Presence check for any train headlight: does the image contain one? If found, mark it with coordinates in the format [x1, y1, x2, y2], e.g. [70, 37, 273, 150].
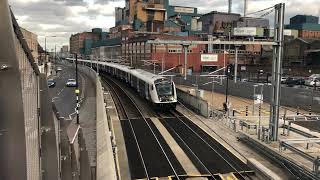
[169, 97, 174, 101]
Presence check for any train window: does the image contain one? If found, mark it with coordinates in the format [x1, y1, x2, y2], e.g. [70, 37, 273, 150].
[155, 81, 173, 96]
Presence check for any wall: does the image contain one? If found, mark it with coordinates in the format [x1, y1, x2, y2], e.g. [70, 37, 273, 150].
[200, 12, 240, 34]
[20, 27, 39, 64]
[77, 65, 117, 180]
[177, 88, 209, 117]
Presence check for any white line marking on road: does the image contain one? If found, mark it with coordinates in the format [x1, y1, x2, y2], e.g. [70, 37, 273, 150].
[52, 97, 60, 102]
[57, 87, 65, 96]
[66, 111, 77, 121]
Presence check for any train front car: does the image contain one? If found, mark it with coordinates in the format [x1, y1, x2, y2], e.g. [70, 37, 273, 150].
[152, 78, 177, 109]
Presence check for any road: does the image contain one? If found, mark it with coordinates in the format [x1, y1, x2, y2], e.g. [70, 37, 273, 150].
[49, 66, 83, 120]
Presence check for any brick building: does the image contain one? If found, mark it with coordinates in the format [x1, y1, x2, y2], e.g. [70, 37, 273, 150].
[69, 28, 106, 55]
[20, 27, 38, 64]
[92, 32, 229, 73]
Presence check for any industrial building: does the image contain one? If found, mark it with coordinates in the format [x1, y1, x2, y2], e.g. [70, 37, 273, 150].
[199, 11, 241, 35]
[166, 5, 201, 35]
[235, 17, 269, 28]
[286, 15, 320, 39]
[283, 38, 320, 66]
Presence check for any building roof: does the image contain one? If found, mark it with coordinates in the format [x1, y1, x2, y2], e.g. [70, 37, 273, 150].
[202, 11, 240, 16]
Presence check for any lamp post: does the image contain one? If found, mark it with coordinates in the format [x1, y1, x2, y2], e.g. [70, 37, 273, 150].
[44, 35, 57, 75]
[257, 84, 264, 139]
[253, 84, 258, 116]
[75, 54, 80, 124]
[225, 64, 231, 106]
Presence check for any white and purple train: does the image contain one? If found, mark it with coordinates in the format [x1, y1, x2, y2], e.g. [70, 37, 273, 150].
[68, 58, 177, 109]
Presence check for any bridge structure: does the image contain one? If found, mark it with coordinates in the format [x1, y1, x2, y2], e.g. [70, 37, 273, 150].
[0, 0, 60, 179]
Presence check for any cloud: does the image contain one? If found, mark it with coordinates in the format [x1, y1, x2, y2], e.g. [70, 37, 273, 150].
[8, 0, 122, 50]
[8, 0, 320, 51]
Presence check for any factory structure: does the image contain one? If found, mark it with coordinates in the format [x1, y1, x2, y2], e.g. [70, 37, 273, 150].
[70, 0, 320, 73]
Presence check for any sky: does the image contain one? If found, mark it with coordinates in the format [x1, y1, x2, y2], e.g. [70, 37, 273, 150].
[8, 0, 320, 51]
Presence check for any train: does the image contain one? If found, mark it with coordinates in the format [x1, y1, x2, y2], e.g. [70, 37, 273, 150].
[66, 58, 177, 109]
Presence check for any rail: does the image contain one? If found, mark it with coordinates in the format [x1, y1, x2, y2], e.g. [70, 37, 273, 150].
[101, 75, 181, 179]
[167, 110, 253, 180]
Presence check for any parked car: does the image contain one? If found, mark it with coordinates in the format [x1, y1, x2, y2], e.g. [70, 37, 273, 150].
[305, 74, 320, 87]
[66, 79, 77, 87]
[284, 77, 305, 86]
[56, 66, 63, 71]
[281, 76, 289, 84]
[47, 79, 55, 88]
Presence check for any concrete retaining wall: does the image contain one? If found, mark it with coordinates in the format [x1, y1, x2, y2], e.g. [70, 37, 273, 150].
[174, 75, 320, 113]
[77, 65, 117, 180]
[177, 88, 209, 117]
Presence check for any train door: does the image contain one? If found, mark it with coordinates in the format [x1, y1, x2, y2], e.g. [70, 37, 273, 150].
[137, 77, 139, 92]
[145, 83, 149, 100]
[130, 74, 133, 86]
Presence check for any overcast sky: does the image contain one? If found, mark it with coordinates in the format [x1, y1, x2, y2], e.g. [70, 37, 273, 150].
[8, 0, 320, 51]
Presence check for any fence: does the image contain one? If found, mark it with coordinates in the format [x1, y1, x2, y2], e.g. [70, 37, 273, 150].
[174, 75, 320, 113]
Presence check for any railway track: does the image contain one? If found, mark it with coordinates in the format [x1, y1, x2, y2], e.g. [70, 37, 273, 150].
[101, 73, 255, 180]
[157, 111, 254, 180]
[100, 74, 185, 179]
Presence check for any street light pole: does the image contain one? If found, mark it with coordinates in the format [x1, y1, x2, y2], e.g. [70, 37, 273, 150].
[253, 85, 257, 116]
[45, 37, 47, 75]
[225, 65, 230, 105]
[75, 54, 80, 124]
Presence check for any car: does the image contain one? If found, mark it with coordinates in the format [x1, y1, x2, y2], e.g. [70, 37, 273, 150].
[56, 67, 63, 71]
[47, 79, 55, 88]
[305, 74, 320, 87]
[66, 79, 77, 87]
[284, 77, 305, 87]
[281, 76, 289, 84]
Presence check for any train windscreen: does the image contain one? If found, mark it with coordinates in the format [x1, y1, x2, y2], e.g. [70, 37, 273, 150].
[155, 80, 173, 97]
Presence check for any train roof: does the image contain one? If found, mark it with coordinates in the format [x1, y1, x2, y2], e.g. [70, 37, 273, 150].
[73, 58, 168, 84]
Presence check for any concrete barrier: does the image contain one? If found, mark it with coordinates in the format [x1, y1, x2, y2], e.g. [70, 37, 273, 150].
[76, 65, 117, 180]
[177, 88, 209, 118]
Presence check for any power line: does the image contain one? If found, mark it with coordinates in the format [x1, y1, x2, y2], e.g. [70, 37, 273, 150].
[246, 5, 274, 16]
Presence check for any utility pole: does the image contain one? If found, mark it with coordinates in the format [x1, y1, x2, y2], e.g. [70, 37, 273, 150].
[45, 37, 47, 75]
[182, 44, 189, 80]
[225, 65, 231, 105]
[234, 46, 239, 83]
[269, 3, 285, 141]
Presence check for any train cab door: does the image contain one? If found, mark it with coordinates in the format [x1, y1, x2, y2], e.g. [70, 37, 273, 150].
[145, 84, 149, 100]
[137, 77, 139, 92]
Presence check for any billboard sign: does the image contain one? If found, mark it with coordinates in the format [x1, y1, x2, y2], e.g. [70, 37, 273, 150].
[174, 7, 195, 14]
[201, 54, 218, 62]
[233, 27, 261, 36]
